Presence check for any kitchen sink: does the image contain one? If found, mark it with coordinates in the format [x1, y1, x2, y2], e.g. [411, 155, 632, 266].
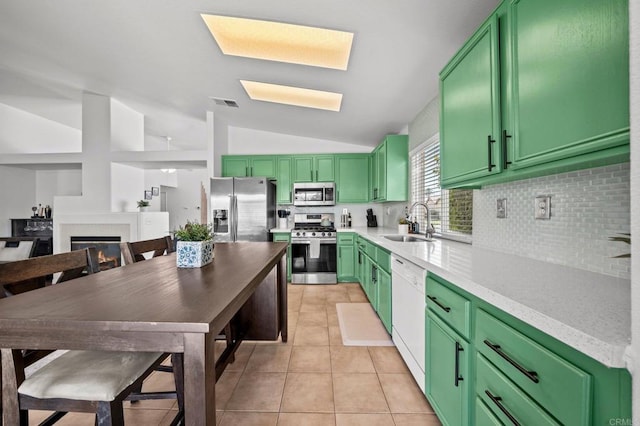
[383, 235, 434, 243]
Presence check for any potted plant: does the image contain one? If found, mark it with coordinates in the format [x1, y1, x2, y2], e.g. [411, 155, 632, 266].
[137, 200, 150, 212]
[398, 217, 409, 234]
[174, 221, 215, 268]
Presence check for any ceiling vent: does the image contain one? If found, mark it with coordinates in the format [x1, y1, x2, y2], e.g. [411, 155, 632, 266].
[210, 97, 239, 108]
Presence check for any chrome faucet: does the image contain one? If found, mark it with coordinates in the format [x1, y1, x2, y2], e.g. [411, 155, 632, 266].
[409, 202, 436, 238]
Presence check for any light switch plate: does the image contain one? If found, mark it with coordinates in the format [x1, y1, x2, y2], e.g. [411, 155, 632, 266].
[496, 198, 507, 218]
[534, 195, 551, 220]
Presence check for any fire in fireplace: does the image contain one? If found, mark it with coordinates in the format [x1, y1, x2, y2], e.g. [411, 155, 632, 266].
[70, 236, 121, 270]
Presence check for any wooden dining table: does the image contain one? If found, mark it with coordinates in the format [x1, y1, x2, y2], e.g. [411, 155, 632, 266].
[0, 241, 288, 425]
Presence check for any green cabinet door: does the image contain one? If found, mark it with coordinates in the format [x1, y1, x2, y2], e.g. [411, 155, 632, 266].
[425, 311, 469, 426]
[376, 267, 391, 334]
[293, 156, 314, 182]
[337, 233, 357, 282]
[509, 0, 629, 171]
[276, 157, 293, 204]
[336, 154, 369, 203]
[292, 155, 335, 182]
[272, 233, 291, 282]
[440, 13, 502, 188]
[315, 155, 335, 181]
[376, 142, 387, 200]
[222, 155, 276, 179]
[222, 156, 251, 177]
[370, 149, 379, 201]
[251, 156, 277, 179]
[370, 135, 408, 202]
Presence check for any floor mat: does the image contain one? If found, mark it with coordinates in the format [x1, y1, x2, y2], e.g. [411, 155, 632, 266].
[336, 303, 394, 346]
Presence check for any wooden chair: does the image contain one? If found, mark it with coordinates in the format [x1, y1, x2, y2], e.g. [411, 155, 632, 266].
[0, 248, 183, 425]
[120, 236, 174, 264]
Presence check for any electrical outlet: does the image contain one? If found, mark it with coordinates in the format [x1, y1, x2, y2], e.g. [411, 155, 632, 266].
[534, 195, 551, 220]
[496, 198, 507, 218]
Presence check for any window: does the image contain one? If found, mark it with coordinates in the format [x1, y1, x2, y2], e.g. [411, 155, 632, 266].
[409, 134, 473, 242]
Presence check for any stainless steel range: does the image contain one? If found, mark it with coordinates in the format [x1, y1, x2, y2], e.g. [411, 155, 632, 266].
[290, 213, 337, 284]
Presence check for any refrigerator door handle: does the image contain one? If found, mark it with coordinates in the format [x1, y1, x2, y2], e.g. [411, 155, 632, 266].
[233, 194, 239, 241]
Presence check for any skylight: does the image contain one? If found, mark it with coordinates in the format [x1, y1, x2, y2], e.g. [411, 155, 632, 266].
[201, 14, 354, 70]
[240, 80, 342, 112]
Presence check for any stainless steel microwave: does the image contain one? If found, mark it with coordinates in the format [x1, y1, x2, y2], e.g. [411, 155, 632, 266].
[293, 182, 336, 206]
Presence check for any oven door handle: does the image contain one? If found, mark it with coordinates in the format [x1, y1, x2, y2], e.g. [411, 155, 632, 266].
[291, 239, 337, 244]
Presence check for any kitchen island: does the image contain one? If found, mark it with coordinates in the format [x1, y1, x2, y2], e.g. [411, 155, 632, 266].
[0, 242, 288, 426]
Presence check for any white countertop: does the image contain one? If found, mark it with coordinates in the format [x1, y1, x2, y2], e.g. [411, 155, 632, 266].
[337, 227, 631, 368]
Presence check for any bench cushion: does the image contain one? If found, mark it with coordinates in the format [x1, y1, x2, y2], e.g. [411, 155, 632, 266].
[19, 350, 163, 401]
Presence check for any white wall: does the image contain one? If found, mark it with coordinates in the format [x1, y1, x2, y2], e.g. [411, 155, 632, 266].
[212, 114, 228, 178]
[628, 0, 639, 419]
[110, 99, 144, 152]
[228, 126, 372, 155]
[164, 169, 208, 232]
[0, 165, 36, 235]
[111, 163, 144, 212]
[0, 102, 81, 153]
[35, 169, 82, 207]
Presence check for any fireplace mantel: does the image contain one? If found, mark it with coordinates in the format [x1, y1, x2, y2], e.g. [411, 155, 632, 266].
[53, 212, 169, 254]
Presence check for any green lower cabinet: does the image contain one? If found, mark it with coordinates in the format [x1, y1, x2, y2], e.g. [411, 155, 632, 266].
[427, 272, 632, 426]
[376, 266, 391, 334]
[337, 233, 357, 282]
[425, 310, 470, 426]
[476, 354, 558, 425]
[475, 397, 502, 426]
[272, 233, 291, 282]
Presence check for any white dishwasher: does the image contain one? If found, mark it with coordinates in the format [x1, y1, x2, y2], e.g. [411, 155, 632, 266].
[391, 254, 426, 392]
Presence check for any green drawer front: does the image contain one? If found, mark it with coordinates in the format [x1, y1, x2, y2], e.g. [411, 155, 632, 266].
[425, 276, 470, 338]
[375, 247, 390, 273]
[337, 232, 355, 244]
[272, 234, 291, 243]
[365, 240, 376, 259]
[477, 354, 560, 426]
[475, 397, 502, 426]
[475, 309, 591, 425]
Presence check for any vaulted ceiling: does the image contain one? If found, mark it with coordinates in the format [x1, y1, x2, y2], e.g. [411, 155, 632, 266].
[0, 0, 499, 150]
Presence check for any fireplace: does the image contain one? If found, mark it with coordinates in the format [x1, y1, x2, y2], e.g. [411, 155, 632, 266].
[70, 236, 121, 270]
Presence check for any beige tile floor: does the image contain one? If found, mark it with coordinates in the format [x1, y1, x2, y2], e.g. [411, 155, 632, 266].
[27, 283, 441, 426]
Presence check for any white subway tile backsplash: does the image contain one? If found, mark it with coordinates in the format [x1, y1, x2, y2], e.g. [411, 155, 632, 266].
[473, 163, 630, 279]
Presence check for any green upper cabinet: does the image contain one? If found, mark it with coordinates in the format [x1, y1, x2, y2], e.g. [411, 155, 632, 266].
[509, 0, 629, 171]
[336, 154, 370, 203]
[371, 135, 408, 202]
[222, 155, 277, 179]
[292, 155, 335, 182]
[440, 0, 629, 188]
[440, 13, 502, 188]
[276, 156, 293, 204]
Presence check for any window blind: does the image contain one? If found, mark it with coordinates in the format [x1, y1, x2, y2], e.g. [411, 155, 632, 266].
[409, 136, 473, 241]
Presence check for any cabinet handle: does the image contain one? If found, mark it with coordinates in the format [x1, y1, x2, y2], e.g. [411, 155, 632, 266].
[426, 295, 451, 312]
[315, 170, 318, 181]
[487, 135, 496, 172]
[246, 167, 249, 176]
[483, 339, 539, 383]
[454, 342, 464, 387]
[339, 247, 342, 258]
[310, 170, 313, 181]
[485, 390, 521, 426]
[358, 252, 362, 264]
[250, 167, 253, 176]
[502, 130, 512, 169]
[372, 266, 377, 284]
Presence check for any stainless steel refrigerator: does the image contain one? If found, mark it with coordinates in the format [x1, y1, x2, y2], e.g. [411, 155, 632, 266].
[210, 177, 276, 242]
